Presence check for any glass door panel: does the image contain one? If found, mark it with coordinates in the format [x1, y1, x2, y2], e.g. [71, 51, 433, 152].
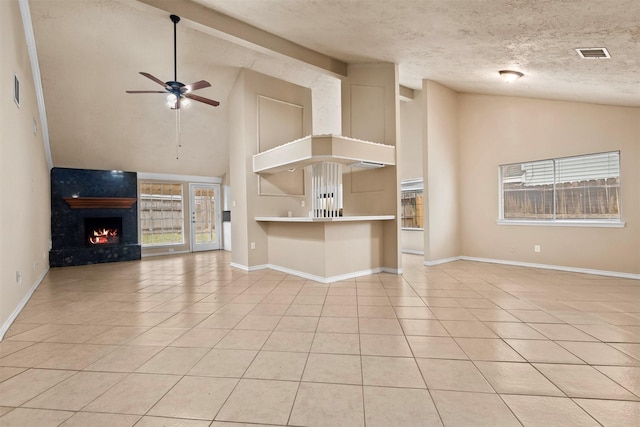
[189, 183, 220, 251]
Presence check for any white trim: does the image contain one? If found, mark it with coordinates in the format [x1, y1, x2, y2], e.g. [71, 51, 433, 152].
[138, 172, 222, 184]
[230, 263, 400, 282]
[402, 249, 424, 255]
[0, 267, 49, 341]
[382, 267, 403, 275]
[268, 264, 384, 283]
[230, 262, 269, 272]
[424, 256, 462, 266]
[461, 256, 640, 280]
[141, 250, 190, 258]
[496, 219, 625, 228]
[421, 255, 638, 280]
[19, 0, 53, 170]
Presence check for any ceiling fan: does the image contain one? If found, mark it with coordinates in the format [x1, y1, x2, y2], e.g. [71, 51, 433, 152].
[126, 14, 219, 109]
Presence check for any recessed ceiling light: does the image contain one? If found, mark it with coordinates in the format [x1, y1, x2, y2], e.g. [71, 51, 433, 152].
[575, 47, 611, 59]
[499, 70, 524, 83]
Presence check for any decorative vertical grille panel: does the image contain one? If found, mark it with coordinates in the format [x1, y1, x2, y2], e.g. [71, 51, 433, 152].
[312, 162, 343, 218]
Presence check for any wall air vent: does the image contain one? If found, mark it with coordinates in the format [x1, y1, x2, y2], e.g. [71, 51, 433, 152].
[575, 47, 611, 59]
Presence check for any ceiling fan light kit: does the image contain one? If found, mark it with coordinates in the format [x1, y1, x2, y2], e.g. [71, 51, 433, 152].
[126, 14, 220, 109]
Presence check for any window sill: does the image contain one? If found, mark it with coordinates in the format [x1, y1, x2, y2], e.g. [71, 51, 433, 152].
[402, 228, 424, 231]
[496, 220, 625, 228]
[141, 243, 186, 248]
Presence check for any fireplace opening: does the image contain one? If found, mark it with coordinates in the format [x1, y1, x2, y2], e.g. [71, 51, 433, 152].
[85, 217, 122, 246]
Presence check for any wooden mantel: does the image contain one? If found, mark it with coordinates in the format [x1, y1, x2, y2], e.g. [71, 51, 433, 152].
[64, 197, 137, 209]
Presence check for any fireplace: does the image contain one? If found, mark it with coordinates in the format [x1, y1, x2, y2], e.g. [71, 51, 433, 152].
[50, 167, 141, 267]
[85, 217, 122, 246]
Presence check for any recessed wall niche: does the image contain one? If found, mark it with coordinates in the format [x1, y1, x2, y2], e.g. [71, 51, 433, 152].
[257, 95, 305, 196]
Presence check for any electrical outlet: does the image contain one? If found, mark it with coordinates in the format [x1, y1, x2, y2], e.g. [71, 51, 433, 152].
[232, 201, 236, 208]
[534, 245, 541, 253]
[300, 200, 305, 207]
[16, 271, 22, 284]
[168, 248, 174, 253]
[33, 261, 38, 271]
[250, 242, 256, 250]
[510, 247, 516, 253]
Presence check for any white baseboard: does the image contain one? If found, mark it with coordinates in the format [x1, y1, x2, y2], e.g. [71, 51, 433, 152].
[269, 264, 385, 283]
[230, 262, 269, 272]
[382, 267, 404, 275]
[423, 256, 462, 267]
[460, 256, 640, 280]
[231, 262, 401, 283]
[422, 255, 638, 280]
[0, 267, 49, 341]
[402, 249, 424, 256]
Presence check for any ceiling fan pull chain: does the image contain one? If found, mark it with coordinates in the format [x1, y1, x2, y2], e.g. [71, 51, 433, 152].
[175, 108, 182, 159]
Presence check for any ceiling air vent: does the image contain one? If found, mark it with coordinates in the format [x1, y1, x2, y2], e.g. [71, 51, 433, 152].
[575, 47, 611, 59]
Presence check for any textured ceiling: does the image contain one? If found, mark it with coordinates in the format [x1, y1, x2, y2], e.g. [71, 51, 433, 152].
[192, 0, 640, 107]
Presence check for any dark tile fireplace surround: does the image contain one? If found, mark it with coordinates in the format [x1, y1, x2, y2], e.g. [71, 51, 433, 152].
[49, 167, 141, 267]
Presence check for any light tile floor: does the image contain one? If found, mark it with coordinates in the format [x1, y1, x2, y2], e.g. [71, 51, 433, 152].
[1, 252, 639, 426]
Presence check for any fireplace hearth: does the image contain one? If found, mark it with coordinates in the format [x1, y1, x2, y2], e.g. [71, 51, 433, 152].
[50, 168, 141, 267]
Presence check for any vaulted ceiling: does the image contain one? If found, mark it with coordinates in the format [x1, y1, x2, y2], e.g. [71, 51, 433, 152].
[28, 0, 639, 175]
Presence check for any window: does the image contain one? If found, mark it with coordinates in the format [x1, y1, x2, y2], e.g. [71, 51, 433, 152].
[401, 179, 424, 229]
[500, 151, 621, 223]
[139, 182, 184, 245]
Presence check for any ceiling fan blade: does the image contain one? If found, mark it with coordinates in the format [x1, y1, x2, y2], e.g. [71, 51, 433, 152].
[184, 93, 220, 107]
[139, 72, 169, 88]
[126, 90, 167, 94]
[182, 80, 211, 92]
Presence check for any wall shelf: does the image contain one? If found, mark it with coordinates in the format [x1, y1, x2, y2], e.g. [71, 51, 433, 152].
[64, 197, 137, 209]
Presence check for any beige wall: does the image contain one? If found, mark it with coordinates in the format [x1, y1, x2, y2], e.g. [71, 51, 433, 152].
[459, 94, 640, 274]
[1, 0, 51, 338]
[400, 90, 425, 253]
[341, 63, 401, 271]
[266, 223, 326, 277]
[423, 80, 461, 263]
[229, 69, 313, 269]
[400, 91, 424, 182]
[265, 221, 385, 279]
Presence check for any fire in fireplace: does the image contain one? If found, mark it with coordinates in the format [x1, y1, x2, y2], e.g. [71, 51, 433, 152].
[85, 217, 122, 246]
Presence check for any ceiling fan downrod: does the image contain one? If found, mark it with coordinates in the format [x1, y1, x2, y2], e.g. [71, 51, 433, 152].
[170, 14, 180, 83]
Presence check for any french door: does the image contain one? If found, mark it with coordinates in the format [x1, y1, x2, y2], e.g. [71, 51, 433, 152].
[189, 183, 221, 252]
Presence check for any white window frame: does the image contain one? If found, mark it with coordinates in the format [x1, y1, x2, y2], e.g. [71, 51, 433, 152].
[401, 178, 424, 231]
[498, 151, 624, 228]
[139, 181, 186, 247]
